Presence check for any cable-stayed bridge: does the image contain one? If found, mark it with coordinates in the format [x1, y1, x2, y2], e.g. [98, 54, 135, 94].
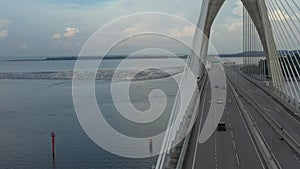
[155, 0, 300, 168]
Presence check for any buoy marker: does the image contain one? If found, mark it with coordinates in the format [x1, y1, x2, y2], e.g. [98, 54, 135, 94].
[51, 131, 55, 160]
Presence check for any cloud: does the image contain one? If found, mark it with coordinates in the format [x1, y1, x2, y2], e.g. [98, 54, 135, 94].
[225, 19, 243, 32]
[0, 19, 10, 39]
[232, 1, 243, 17]
[51, 33, 61, 39]
[168, 25, 195, 38]
[0, 18, 11, 29]
[64, 27, 79, 38]
[0, 29, 8, 38]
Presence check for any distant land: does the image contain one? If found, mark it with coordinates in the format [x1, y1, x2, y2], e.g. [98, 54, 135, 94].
[4, 55, 188, 62]
[218, 51, 265, 58]
[219, 50, 300, 57]
[3, 50, 300, 61]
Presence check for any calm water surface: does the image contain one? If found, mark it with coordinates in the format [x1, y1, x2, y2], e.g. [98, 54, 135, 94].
[0, 59, 179, 168]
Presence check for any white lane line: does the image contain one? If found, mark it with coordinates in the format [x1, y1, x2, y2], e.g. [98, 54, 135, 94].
[263, 107, 271, 112]
[258, 88, 300, 126]
[236, 153, 241, 166]
[272, 112, 300, 141]
[284, 142, 291, 151]
[276, 108, 280, 112]
[233, 140, 237, 150]
[229, 123, 232, 129]
[235, 71, 300, 127]
[191, 87, 207, 169]
[231, 131, 234, 139]
[229, 86, 265, 169]
[294, 155, 300, 164]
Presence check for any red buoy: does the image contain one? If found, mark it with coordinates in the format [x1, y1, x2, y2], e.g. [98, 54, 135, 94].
[51, 131, 55, 160]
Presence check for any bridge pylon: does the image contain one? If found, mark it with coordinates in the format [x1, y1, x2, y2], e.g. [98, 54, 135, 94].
[196, 0, 284, 91]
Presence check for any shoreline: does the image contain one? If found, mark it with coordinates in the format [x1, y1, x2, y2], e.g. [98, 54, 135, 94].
[0, 67, 184, 81]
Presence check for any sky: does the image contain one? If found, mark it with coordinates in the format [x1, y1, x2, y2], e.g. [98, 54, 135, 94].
[0, 0, 244, 57]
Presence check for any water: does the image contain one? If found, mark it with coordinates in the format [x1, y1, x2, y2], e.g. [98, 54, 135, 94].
[0, 59, 180, 168]
[0, 58, 185, 73]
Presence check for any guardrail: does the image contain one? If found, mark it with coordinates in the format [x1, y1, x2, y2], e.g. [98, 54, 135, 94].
[235, 69, 300, 118]
[228, 79, 282, 169]
[174, 73, 208, 169]
[230, 81, 300, 155]
[162, 72, 207, 169]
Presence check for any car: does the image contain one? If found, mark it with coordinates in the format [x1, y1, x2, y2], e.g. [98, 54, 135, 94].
[217, 98, 223, 104]
[215, 85, 219, 88]
[217, 121, 226, 131]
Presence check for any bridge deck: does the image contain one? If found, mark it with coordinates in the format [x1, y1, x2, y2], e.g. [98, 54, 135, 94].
[183, 74, 263, 169]
[182, 67, 300, 169]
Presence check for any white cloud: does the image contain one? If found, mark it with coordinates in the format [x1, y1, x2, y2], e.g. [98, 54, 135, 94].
[0, 29, 8, 38]
[0, 19, 10, 39]
[64, 27, 79, 38]
[232, 1, 243, 17]
[225, 19, 243, 32]
[51, 33, 61, 39]
[0, 18, 11, 29]
[168, 25, 195, 38]
[122, 23, 144, 35]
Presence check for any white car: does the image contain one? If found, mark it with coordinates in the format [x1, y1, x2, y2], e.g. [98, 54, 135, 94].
[217, 98, 223, 104]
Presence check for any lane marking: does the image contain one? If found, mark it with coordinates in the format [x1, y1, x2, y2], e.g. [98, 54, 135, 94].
[263, 107, 271, 112]
[233, 140, 237, 150]
[284, 142, 291, 151]
[228, 83, 265, 169]
[294, 155, 300, 164]
[236, 153, 241, 166]
[272, 110, 300, 142]
[231, 131, 234, 139]
[232, 70, 300, 127]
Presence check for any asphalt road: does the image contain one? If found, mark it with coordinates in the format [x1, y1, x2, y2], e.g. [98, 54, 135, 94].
[183, 69, 263, 169]
[227, 69, 300, 169]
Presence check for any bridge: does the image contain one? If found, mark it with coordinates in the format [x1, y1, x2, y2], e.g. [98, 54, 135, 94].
[154, 0, 300, 168]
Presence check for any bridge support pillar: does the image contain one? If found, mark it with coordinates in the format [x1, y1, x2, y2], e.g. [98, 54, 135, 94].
[241, 0, 284, 90]
[195, 0, 284, 90]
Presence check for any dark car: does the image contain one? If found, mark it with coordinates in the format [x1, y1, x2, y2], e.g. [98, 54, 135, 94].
[217, 121, 226, 131]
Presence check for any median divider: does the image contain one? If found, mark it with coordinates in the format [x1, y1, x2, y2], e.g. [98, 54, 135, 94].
[236, 70, 300, 118]
[228, 79, 282, 169]
[231, 81, 300, 155]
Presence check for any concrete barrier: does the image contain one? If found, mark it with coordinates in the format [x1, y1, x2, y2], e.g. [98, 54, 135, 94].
[164, 73, 207, 169]
[236, 70, 300, 117]
[228, 79, 281, 169]
[233, 86, 300, 155]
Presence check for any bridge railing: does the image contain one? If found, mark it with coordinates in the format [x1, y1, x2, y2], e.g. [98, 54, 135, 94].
[155, 72, 206, 169]
[155, 49, 204, 169]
